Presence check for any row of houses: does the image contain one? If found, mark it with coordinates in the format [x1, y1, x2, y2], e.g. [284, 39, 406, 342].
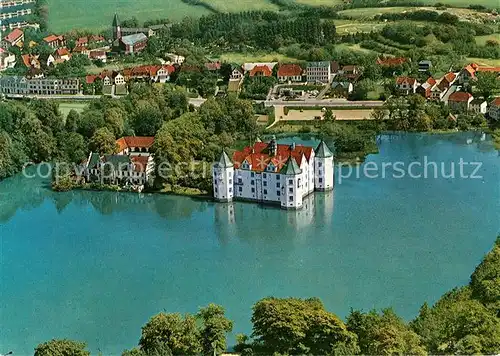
[0, 76, 80, 95]
[0, 0, 37, 32]
[85, 64, 176, 86]
[395, 63, 500, 118]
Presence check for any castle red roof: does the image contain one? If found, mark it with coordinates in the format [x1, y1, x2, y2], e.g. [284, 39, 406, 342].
[396, 76, 416, 85]
[233, 142, 313, 172]
[277, 64, 303, 77]
[131, 156, 150, 173]
[116, 136, 155, 152]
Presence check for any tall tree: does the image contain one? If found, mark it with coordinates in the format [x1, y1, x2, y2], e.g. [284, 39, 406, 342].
[34, 339, 90, 356]
[89, 127, 117, 154]
[197, 304, 233, 355]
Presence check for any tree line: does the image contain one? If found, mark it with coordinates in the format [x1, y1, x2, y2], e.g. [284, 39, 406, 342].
[31, 236, 500, 356]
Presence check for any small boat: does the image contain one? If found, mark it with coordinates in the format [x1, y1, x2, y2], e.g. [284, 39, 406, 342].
[466, 138, 473, 144]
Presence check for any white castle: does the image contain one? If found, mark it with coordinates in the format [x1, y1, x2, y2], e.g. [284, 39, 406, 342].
[213, 137, 334, 210]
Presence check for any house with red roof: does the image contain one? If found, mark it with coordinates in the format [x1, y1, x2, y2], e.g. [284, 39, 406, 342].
[54, 47, 71, 62]
[43, 34, 65, 49]
[85, 136, 155, 187]
[205, 61, 221, 71]
[21, 53, 40, 69]
[212, 137, 334, 210]
[416, 77, 437, 99]
[73, 45, 90, 57]
[395, 76, 419, 95]
[277, 64, 303, 82]
[89, 50, 107, 63]
[488, 97, 500, 120]
[458, 64, 477, 86]
[448, 91, 473, 112]
[3, 28, 24, 47]
[249, 65, 273, 77]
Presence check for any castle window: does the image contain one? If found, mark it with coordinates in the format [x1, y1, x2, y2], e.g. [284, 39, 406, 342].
[277, 191, 280, 196]
[289, 187, 293, 193]
[239, 186, 242, 192]
[251, 172, 254, 177]
[238, 178, 242, 184]
[319, 170, 322, 175]
[288, 179, 293, 184]
[263, 173, 267, 178]
[319, 178, 323, 183]
[263, 181, 267, 187]
[214, 179, 217, 185]
[229, 179, 232, 184]
[229, 188, 232, 193]
[276, 182, 280, 188]
[289, 196, 294, 202]
[251, 180, 255, 186]
[251, 188, 255, 193]
[318, 162, 322, 167]
[264, 189, 267, 195]
[215, 187, 218, 193]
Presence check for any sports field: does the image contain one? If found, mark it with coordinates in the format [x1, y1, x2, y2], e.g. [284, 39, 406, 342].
[58, 102, 88, 118]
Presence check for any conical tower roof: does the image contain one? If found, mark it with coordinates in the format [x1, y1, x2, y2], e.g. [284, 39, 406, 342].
[112, 13, 120, 27]
[315, 140, 333, 158]
[280, 156, 302, 175]
[215, 151, 233, 168]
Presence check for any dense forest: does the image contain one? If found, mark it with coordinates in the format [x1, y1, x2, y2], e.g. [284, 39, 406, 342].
[31, 236, 500, 356]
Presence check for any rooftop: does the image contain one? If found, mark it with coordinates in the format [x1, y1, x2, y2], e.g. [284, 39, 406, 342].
[120, 33, 147, 46]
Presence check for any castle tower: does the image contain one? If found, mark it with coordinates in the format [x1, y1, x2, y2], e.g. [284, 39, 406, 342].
[314, 140, 334, 191]
[213, 151, 234, 202]
[280, 156, 303, 210]
[112, 13, 122, 40]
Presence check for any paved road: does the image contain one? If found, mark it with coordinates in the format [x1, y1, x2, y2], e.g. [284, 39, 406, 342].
[3, 94, 383, 108]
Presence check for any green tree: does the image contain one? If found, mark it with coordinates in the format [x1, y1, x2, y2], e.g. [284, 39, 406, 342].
[475, 72, 499, 99]
[139, 313, 202, 355]
[57, 132, 87, 163]
[197, 304, 233, 355]
[89, 127, 117, 154]
[65, 109, 80, 132]
[77, 110, 105, 138]
[34, 339, 90, 356]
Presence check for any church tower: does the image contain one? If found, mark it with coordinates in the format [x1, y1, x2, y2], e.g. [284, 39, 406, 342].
[213, 151, 234, 202]
[280, 156, 303, 210]
[112, 13, 122, 40]
[314, 140, 334, 191]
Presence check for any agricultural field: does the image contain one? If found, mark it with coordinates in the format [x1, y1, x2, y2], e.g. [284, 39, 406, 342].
[205, 0, 279, 12]
[47, 0, 211, 32]
[294, 0, 343, 6]
[218, 52, 300, 64]
[419, 0, 499, 8]
[334, 20, 385, 34]
[475, 34, 500, 46]
[467, 57, 500, 67]
[338, 7, 414, 20]
[58, 102, 88, 118]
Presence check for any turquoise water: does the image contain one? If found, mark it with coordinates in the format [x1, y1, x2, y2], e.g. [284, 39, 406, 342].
[1, 133, 499, 355]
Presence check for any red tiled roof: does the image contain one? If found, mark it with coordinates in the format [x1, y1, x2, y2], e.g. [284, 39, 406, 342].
[490, 97, 500, 107]
[277, 64, 303, 77]
[443, 72, 457, 82]
[233, 142, 313, 172]
[116, 136, 155, 152]
[90, 35, 105, 42]
[377, 57, 407, 66]
[21, 54, 38, 68]
[56, 47, 70, 56]
[89, 50, 106, 58]
[249, 65, 272, 77]
[426, 77, 436, 85]
[205, 61, 221, 71]
[449, 91, 472, 102]
[5, 28, 23, 43]
[396, 76, 416, 85]
[44, 34, 63, 43]
[86, 75, 98, 84]
[131, 156, 150, 173]
[73, 45, 88, 53]
[476, 66, 500, 73]
[76, 37, 88, 46]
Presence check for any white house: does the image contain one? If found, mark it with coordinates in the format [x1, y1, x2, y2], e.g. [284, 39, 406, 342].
[306, 61, 332, 84]
[395, 76, 419, 95]
[0, 48, 16, 71]
[213, 138, 334, 210]
[469, 99, 487, 114]
[165, 53, 185, 64]
[230, 68, 243, 80]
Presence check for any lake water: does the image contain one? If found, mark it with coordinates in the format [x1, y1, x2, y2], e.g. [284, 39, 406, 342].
[1, 133, 499, 355]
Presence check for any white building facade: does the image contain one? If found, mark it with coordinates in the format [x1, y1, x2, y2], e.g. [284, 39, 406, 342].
[213, 139, 334, 210]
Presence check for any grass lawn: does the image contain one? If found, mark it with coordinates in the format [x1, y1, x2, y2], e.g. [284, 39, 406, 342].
[85, 60, 153, 74]
[294, 0, 343, 6]
[205, 0, 279, 12]
[58, 102, 88, 118]
[338, 7, 413, 20]
[334, 20, 385, 34]
[47, 0, 211, 32]
[467, 58, 500, 67]
[475, 34, 500, 46]
[219, 52, 299, 64]
[419, 0, 499, 8]
[335, 43, 378, 55]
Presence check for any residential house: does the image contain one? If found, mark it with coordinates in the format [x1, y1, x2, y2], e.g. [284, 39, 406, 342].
[89, 50, 107, 63]
[75, 37, 88, 47]
[416, 77, 437, 99]
[0, 76, 79, 95]
[120, 33, 147, 54]
[448, 91, 473, 112]
[73, 46, 90, 57]
[0, 75, 28, 94]
[3, 28, 24, 47]
[213, 138, 334, 210]
[43, 34, 65, 49]
[242, 62, 277, 74]
[114, 73, 125, 85]
[230, 68, 243, 80]
[469, 99, 488, 114]
[54, 47, 71, 62]
[0, 48, 16, 71]
[418, 60, 432, 72]
[331, 81, 353, 96]
[340, 65, 361, 81]
[26, 67, 44, 79]
[429, 72, 458, 101]
[457, 64, 477, 86]
[306, 61, 332, 84]
[395, 76, 419, 95]
[40, 53, 56, 67]
[277, 64, 303, 82]
[249, 64, 273, 77]
[21, 53, 40, 69]
[151, 65, 175, 83]
[488, 97, 500, 120]
[205, 61, 221, 71]
[85, 136, 155, 186]
[165, 53, 185, 64]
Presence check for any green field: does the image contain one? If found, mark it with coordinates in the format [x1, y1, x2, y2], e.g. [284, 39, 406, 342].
[294, 0, 343, 6]
[219, 52, 299, 64]
[419, 0, 499, 8]
[475, 34, 500, 46]
[47, 0, 211, 32]
[205, 0, 279, 12]
[467, 57, 500, 67]
[58, 102, 88, 118]
[334, 20, 385, 34]
[338, 7, 414, 19]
